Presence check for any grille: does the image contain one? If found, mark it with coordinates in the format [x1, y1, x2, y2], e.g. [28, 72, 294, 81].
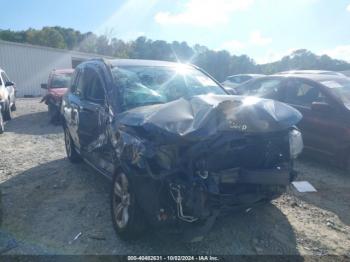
[197, 131, 290, 171]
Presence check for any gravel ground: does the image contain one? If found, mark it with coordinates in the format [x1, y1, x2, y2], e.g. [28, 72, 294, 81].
[0, 98, 349, 256]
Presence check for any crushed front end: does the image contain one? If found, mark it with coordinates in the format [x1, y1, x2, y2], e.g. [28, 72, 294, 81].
[112, 95, 303, 237]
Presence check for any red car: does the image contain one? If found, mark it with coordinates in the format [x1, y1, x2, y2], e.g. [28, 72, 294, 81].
[41, 69, 74, 122]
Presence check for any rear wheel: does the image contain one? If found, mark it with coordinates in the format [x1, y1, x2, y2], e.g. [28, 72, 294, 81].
[111, 170, 145, 239]
[11, 102, 16, 111]
[48, 103, 61, 124]
[3, 100, 12, 121]
[64, 127, 82, 163]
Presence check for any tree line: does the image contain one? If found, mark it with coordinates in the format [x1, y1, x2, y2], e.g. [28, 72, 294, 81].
[1, 26, 350, 81]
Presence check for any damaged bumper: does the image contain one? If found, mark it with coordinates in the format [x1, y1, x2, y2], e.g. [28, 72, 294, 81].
[110, 95, 302, 227]
[213, 165, 295, 186]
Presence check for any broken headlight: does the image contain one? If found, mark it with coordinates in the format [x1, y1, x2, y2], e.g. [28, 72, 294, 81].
[289, 129, 303, 159]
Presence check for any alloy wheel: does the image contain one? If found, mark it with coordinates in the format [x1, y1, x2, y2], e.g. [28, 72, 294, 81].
[112, 172, 131, 229]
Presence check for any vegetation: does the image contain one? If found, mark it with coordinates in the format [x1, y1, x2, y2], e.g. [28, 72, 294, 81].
[1, 26, 349, 81]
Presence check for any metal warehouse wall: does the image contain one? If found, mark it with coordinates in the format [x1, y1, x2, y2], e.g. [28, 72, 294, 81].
[0, 40, 110, 97]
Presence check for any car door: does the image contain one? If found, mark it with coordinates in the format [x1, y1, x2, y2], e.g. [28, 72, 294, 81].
[76, 65, 113, 174]
[282, 78, 340, 157]
[63, 67, 84, 149]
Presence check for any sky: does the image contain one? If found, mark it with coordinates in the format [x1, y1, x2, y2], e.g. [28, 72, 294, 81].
[1, 0, 350, 64]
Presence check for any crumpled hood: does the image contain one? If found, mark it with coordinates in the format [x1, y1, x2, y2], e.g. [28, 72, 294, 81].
[116, 95, 302, 141]
[48, 88, 68, 97]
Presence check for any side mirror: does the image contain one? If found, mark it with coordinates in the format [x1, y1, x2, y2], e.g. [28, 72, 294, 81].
[41, 83, 48, 89]
[5, 81, 14, 87]
[311, 102, 332, 112]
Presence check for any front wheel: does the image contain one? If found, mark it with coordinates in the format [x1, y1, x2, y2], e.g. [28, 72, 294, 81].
[64, 127, 82, 163]
[111, 171, 145, 239]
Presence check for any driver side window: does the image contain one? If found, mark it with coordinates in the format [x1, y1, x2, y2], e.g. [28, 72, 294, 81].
[83, 68, 105, 104]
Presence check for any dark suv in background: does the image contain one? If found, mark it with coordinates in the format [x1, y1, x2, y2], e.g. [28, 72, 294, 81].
[62, 59, 303, 240]
[236, 73, 350, 169]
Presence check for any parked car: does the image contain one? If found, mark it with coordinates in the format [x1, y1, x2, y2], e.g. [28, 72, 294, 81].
[236, 74, 350, 169]
[221, 74, 264, 90]
[0, 68, 16, 123]
[278, 70, 345, 77]
[62, 59, 303, 240]
[41, 69, 74, 122]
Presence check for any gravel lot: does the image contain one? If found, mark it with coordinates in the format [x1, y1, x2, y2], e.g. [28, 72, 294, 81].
[0, 98, 350, 256]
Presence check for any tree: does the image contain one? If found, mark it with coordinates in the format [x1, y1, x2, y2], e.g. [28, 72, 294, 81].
[1, 26, 350, 78]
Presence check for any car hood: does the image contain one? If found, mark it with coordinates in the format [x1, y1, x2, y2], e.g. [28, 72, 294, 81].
[48, 88, 68, 97]
[115, 95, 302, 141]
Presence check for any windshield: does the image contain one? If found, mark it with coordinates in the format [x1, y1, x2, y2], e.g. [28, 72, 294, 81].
[321, 78, 350, 106]
[51, 73, 72, 88]
[111, 65, 226, 110]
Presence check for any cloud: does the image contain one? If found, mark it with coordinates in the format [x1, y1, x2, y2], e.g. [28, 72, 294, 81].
[220, 40, 245, 53]
[95, 0, 158, 35]
[321, 45, 350, 62]
[249, 31, 272, 46]
[155, 0, 254, 27]
[347, 4, 350, 12]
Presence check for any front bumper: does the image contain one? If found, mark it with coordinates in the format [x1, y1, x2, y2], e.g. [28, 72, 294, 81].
[212, 164, 296, 186]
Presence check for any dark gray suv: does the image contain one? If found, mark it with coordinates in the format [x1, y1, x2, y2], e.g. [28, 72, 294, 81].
[61, 59, 303, 241]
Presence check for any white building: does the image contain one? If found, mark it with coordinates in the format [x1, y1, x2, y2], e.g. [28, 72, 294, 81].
[0, 40, 113, 97]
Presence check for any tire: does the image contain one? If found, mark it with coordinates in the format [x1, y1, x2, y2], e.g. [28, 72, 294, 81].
[0, 112, 4, 134]
[3, 100, 12, 121]
[64, 127, 82, 163]
[48, 103, 60, 124]
[265, 185, 287, 201]
[11, 102, 16, 111]
[111, 170, 145, 240]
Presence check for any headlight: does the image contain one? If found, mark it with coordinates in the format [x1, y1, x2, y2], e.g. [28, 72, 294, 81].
[289, 129, 303, 159]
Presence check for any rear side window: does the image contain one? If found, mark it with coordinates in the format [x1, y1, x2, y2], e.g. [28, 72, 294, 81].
[284, 80, 326, 107]
[238, 79, 283, 99]
[71, 68, 84, 97]
[50, 73, 72, 88]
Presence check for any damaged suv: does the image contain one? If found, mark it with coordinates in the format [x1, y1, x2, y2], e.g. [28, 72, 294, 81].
[62, 59, 303, 240]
